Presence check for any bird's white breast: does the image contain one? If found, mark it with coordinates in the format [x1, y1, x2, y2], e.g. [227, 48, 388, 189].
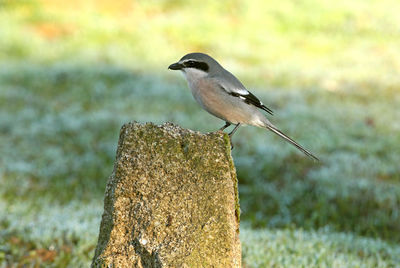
[181, 68, 209, 104]
[182, 68, 208, 86]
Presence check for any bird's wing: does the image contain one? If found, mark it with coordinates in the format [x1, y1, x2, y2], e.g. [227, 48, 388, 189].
[212, 72, 274, 115]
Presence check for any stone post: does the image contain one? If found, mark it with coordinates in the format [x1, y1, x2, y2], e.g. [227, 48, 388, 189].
[92, 122, 241, 267]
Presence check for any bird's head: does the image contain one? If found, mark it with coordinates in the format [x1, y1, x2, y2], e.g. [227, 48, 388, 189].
[168, 53, 221, 78]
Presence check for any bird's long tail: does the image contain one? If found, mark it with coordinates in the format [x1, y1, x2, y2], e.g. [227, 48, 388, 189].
[264, 124, 319, 161]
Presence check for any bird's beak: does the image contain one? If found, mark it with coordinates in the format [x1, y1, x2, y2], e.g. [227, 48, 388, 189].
[168, 62, 183, 70]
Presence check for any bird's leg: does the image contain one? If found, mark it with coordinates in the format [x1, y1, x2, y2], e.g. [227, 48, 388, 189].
[219, 121, 231, 131]
[228, 123, 241, 137]
[228, 123, 241, 149]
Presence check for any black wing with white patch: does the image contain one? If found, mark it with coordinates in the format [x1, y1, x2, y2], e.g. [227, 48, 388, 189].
[212, 70, 274, 115]
[219, 85, 273, 115]
[228, 90, 273, 115]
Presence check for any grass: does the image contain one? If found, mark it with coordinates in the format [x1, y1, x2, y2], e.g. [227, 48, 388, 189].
[241, 227, 400, 267]
[1, 0, 400, 266]
[3, 201, 400, 267]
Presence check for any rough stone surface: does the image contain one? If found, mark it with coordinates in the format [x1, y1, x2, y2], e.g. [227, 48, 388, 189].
[92, 122, 241, 267]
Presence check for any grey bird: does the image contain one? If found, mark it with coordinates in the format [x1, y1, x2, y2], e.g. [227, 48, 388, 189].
[168, 52, 318, 160]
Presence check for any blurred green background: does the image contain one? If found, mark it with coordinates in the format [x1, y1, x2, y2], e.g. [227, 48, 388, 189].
[1, 0, 400, 267]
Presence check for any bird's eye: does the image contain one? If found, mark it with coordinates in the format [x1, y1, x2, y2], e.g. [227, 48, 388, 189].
[183, 60, 195, 67]
[183, 60, 209, 71]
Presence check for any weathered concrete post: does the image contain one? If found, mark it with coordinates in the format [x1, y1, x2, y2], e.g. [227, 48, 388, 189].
[92, 122, 241, 267]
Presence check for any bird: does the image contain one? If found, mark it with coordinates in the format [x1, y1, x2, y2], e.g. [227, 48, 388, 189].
[168, 52, 318, 161]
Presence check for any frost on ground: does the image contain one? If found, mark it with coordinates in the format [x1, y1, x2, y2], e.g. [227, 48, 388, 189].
[0, 200, 102, 266]
[241, 227, 400, 268]
[2, 200, 400, 267]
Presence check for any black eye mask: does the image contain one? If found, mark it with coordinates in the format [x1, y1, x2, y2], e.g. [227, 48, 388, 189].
[183, 60, 209, 72]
